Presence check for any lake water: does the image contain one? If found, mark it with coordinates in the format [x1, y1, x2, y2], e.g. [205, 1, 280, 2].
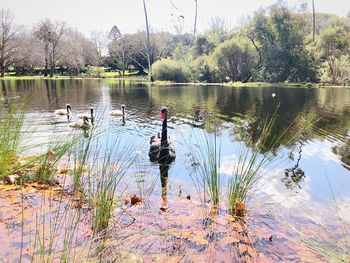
[1, 79, 350, 227]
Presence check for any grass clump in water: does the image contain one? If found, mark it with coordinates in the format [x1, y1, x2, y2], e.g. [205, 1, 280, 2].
[0, 103, 26, 178]
[186, 128, 221, 207]
[228, 115, 276, 216]
[91, 134, 136, 233]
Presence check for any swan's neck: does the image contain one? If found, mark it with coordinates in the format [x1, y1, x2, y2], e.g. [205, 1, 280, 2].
[161, 116, 167, 146]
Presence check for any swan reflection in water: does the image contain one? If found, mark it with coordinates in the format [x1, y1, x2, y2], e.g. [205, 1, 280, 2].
[160, 164, 169, 212]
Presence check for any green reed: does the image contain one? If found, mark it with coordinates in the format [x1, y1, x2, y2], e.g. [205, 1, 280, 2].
[0, 103, 26, 178]
[228, 114, 276, 214]
[186, 128, 221, 207]
[33, 134, 78, 184]
[90, 133, 137, 233]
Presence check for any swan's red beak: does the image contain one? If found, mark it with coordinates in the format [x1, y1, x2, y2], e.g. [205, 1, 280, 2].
[161, 112, 166, 121]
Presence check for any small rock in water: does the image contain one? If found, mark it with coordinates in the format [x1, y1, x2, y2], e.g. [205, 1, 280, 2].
[269, 235, 273, 241]
[186, 195, 191, 200]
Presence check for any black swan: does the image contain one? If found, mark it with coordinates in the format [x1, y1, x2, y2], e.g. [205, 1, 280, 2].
[149, 107, 176, 164]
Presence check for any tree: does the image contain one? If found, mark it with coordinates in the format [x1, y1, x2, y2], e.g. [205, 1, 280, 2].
[107, 29, 133, 75]
[0, 8, 20, 77]
[312, 0, 315, 42]
[193, 36, 215, 56]
[90, 30, 106, 64]
[13, 31, 44, 75]
[194, 0, 198, 37]
[250, 4, 316, 82]
[318, 21, 350, 84]
[34, 19, 66, 77]
[215, 37, 258, 82]
[60, 28, 84, 75]
[142, 0, 152, 80]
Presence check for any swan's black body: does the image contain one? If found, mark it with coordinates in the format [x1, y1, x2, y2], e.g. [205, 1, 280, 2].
[149, 107, 176, 164]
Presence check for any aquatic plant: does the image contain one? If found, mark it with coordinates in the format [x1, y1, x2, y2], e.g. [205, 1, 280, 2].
[29, 192, 87, 262]
[33, 135, 77, 184]
[0, 103, 26, 178]
[228, 115, 276, 216]
[186, 128, 221, 207]
[91, 133, 137, 232]
[71, 129, 94, 193]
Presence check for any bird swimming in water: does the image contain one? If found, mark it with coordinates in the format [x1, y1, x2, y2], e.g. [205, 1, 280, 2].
[110, 105, 126, 116]
[79, 107, 95, 122]
[55, 104, 71, 116]
[69, 116, 91, 130]
[149, 107, 176, 165]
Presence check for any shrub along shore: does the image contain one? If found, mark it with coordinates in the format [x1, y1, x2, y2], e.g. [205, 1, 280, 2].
[1, 75, 349, 89]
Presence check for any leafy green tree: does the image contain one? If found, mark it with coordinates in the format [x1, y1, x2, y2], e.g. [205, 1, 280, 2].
[193, 36, 215, 56]
[250, 4, 316, 82]
[318, 21, 350, 84]
[214, 37, 258, 82]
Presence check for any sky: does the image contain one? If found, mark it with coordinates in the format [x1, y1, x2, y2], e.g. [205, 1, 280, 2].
[1, 0, 350, 36]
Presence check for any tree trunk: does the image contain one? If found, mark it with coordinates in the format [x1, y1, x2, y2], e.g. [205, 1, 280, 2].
[50, 55, 54, 77]
[312, 0, 316, 42]
[143, 0, 152, 81]
[194, 0, 198, 37]
[0, 54, 4, 77]
[44, 42, 48, 77]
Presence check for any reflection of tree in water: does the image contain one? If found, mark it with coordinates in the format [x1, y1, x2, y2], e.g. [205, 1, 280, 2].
[283, 139, 306, 191]
[1, 80, 9, 106]
[333, 139, 350, 170]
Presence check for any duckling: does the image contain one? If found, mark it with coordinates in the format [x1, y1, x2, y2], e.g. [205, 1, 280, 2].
[78, 107, 94, 122]
[69, 116, 91, 129]
[55, 104, 72, 115]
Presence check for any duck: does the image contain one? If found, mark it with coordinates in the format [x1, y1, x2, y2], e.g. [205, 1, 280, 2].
[110, 105, 125, 116]
[69, 116, 91, 129]
[149, 107, 176, 165]
[54, 104, 72, 115]
[78, 107, 95, 122]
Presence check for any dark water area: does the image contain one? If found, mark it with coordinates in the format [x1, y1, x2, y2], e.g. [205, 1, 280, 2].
[1, 79, 350, 227]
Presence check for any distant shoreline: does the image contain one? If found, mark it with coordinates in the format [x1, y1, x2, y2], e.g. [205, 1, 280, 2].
[0, 76, 349, 89]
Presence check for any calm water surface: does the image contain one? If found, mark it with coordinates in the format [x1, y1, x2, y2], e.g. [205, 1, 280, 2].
[1, 79, 350, 224]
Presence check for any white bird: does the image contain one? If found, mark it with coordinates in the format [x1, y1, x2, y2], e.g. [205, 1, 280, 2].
[55, 104, 71, 115]
[110, 105, 126, 116]
[78, 107, 94, 121]
[272, 93, 276, 98]
[69, 116, 91, 129]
